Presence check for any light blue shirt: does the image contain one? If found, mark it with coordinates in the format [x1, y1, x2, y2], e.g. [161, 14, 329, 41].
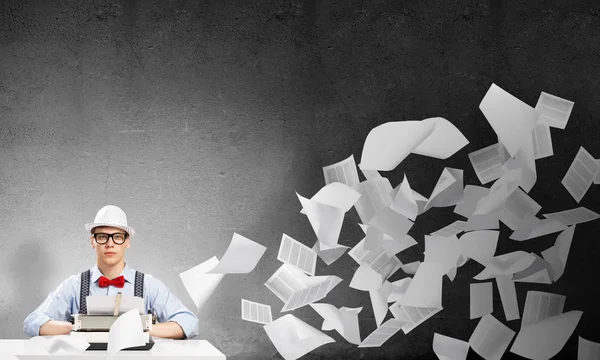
[23, 264, 199, 339]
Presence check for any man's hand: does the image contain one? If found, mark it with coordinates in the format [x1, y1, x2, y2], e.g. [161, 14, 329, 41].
[148, 321, 185, 340]
[39, 320, 73, 336]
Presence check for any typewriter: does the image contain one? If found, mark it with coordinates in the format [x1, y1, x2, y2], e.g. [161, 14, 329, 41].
[69, 293, 156, 351]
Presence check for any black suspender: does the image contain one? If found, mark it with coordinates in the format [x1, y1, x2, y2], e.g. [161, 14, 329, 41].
[79, 269, 144, 314]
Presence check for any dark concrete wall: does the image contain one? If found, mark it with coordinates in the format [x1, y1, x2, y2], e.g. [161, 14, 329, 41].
[1, 0, 599, 359]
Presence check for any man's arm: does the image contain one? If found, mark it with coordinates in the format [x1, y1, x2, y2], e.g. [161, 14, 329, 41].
[147, 275, 199, 340]
[23, 276, 75, 337]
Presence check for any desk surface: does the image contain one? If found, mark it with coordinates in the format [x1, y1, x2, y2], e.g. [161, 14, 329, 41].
[0, 339, 226, 359]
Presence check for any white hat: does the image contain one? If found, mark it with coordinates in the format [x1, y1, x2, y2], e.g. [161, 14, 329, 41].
[85, 205, 136, 237]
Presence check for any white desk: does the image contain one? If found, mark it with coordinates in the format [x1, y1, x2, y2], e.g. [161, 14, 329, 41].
[0, 339, 226, 359]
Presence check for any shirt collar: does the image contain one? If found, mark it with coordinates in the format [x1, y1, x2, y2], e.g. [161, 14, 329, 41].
[91, 263, 134, 284]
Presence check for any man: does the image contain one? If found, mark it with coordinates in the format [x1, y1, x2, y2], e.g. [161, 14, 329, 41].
[23, 205, 199, 340]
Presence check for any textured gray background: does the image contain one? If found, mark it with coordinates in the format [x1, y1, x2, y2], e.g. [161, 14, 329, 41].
[1, 0, 599, 359]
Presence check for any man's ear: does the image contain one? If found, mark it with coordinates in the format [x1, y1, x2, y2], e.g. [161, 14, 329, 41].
[126, 237, 130, 249]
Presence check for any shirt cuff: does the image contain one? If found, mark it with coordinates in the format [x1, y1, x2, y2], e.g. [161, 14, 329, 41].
[166, 313, 199, 339]
[24, 313, 51, 337]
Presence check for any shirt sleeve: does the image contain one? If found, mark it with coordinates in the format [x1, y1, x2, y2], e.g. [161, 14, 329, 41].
[146, 274, 199, 339]
[23, 275, 76, 337]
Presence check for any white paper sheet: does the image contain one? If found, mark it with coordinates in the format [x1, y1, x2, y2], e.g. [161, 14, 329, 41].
[474, 251, 536, 280]
[561, 146, 600, 202]
[85, 295, 145, 316]
[511, 253, 553, 284]
[323, 154, 360, 188]
[389, 303, 443, 334]
[349, 263, 383, 291]
[495, 276, 519, 321]
[412, 117, 469, 159]
[348, 238, 403, 280]
[531, 121, 554, 159]
[277, 233, 317, 276]
[388, 278, 412, 303]
[398, 262, 443, 308]
[474, 168, 522, 215]
[511, 311, 582, 360]
[470, 282, 493, 319]
[264, 314, 335, 360]
[509, 213, 568, 241]
[578, 336, 600, 360]
[424, 235, 461, 276]
[179, 256, 225, 311]
[311, 182, 362, 212]
[208, 233, 266, 274]
[401, 261, 421, 275]
[479, 83, 539, 157]
[381, 234, 417, 257]
[353, 178, 394, 223]
[541, 225, 576, 282]
[499, 187, 542, 230]
[369, 286, 390, 328]
[309, 303, 362, 345]
[367, 206, 414, 241]
[297, 193, 345, 247]
[360, 120, 436, 171]
[468, 143, 508, 185]
[454, 185, 490, 217]
[430, 220, 467, 238]
[465, 213, 500, 232]
[521, 291, 566, 328]
[543, 207, 599, 226]
[469, 313, 515, 360]
[458, 230, 498, 266]
[311, 241, 348, 266]
[535, 91, 574, 129]
[390, 174, 419, 221]
[425, 168, 464, 210]
[107, 308, 146, 355]
[241, 299, 272, 325]
[501, 127, 538, 193]
[433, 333, 470, 360]
[358, 318, 407, 348]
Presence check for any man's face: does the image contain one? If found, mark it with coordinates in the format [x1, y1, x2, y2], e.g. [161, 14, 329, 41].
[90, 226, 130, 266]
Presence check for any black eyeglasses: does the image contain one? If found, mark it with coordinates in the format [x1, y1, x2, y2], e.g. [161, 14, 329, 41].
[93, 233, 128, 245]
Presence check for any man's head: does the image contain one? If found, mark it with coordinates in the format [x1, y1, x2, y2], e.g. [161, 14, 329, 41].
[90, 226, 130, 266]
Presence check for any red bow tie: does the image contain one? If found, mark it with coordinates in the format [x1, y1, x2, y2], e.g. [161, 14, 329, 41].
[98, 275, 125, 288]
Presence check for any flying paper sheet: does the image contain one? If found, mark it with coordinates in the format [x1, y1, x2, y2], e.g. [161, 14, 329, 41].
[510, 310, 582, 360]
[495, 276, 519, 321]
[473, 168, 522, 215]
[479, 83, 539, 158]
[381, 234, 417, 257]
[474, 251, 536, 280]
[412, 117, 469, 159]
[454, 185, 490, 218]
[468, 143, 508, 185]
[561, 146, 600, 202]
[401, 261, 421, 275]
[387, 278, 412, 303]
[541, 225, 575, 282]
[179, 256, 225, 311]
[458, 230, 498, 266]
[512, 254, 553, 284]
[86, 295, 145, 316]
[297, 193, 345, 247]
[310, 303, 362, 345]
[432, 333, 470, 360]
[499, 187, 542, 230]
[469, 314, 515, 360]
[389, 303, 443, 334]
[208, 233, 266, 274]
[425, 168, 464, 210]
[353, 178, 394, 224]
[310, 182, 361, 212]
[531, 120, 554, 159]
[360, 120, 436, 171]
[241, 299, 272, 325]
[277, 233, 317, 276]
[390, 174, 419, 221]
[367, 206, 414, 241]
[543, 207, 599, 226]
[535, 91, 574, 129]
[470, 282, 493, 319]
[424, 235, 461, 276]
[509, 213, 568, 241]
[398, 262, 443, 308]
[369, 287, 390, 328]
[348, 238, 403, 280]
[521, 291, 566, 328]
[464, 213, 500, 232]
[349, 263, 383, 291]
[430, 220, 467, 238]
[502, 128, 537, 193]
[358, 318, 407, 348]
[578, 336, 600, 360]
[311, 241, 348, 266]
[107, 308, 147, 355]
[263, 314, 335, 360]
[323, 154, 360, 188]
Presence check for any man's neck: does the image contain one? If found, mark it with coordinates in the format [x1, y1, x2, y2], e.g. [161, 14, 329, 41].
[97, 261, 126, 280]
